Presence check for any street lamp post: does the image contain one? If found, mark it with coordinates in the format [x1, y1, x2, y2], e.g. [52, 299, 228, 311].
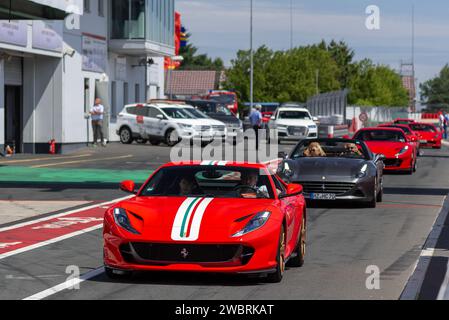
[250, 0, 254, 111]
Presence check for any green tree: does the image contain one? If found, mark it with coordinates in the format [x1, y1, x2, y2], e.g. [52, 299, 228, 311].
[420, 64, 449, 110]
[348, 59, 408, 106]
[178, 29, 224, 71]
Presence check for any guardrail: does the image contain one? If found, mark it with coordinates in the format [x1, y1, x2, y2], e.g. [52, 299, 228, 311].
[318, 124, 349, 138]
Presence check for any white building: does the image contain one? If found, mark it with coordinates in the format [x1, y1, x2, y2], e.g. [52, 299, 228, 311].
[0, 0, 174, 154]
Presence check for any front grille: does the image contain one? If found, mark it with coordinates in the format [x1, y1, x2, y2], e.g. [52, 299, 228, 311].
[287, 126, 307, 136]
[212, 125, 225, 131]
[122, 243, 253, 264]
[199, 126, 211, 132]
[299, 181, 355, 195]
[383, 159, 402, 167]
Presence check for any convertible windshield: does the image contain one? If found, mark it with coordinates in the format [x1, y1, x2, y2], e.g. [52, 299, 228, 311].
[140, 166, 274, 199]
[291, 140, 368, 159]
[354, 130, 406, 142]
[161, 107, 193, 119]
[278, 111, 311, 120]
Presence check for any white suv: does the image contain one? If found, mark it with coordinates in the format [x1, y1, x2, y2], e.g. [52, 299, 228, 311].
[268, 107, 318, 143]
[116, 102, 227, 146]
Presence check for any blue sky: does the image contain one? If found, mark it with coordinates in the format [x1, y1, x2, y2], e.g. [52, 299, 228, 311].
[176, 0, 449, 89]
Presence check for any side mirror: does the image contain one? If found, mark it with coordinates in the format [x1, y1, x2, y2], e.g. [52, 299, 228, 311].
[271, 116, 276, 120]
[278, 151, 288, 160]
[280, 183, 303, 198]
[120, 180, 136, 194]
[156, 114, 164, 120]
[312, 117, 318, 122]
[376, 154, 386, 161]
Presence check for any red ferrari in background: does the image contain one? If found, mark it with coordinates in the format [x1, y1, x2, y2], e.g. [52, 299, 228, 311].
[378, 123, 421, 156]
[103, 161, 306, 283]
[354, 127, 417, 174]
[408, 123, 442, 149]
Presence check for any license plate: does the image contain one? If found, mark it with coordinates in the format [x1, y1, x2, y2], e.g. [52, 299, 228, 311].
[311, 193, 337, 200]
[293, 130, 304, 136]
[419, 140, 427, 143]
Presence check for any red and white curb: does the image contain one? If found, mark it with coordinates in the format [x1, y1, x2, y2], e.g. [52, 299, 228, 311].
[0, 196, 132, 261]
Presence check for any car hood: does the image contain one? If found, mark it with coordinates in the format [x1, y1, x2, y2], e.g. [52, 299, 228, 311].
[114, 197, 278, 241]
[207, 114, 241, 125]
[275, 119, 315, 126]
[176, 118, 225, 127]
[287, 158, 367, 180]
[364, 141, 408, 156]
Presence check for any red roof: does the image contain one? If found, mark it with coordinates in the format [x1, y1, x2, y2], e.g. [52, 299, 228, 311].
[165, 70, 220, 96]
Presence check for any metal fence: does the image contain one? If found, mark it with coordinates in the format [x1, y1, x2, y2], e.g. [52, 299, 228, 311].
[306, 89, 349, 123]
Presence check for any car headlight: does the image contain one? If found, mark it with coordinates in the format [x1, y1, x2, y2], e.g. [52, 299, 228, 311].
[232, 211, 271, 237]
[395, 145, 409, 157]
[113, 208, 140, 234]
[308, 125, 317, 130]
[277, 124, 287, 129]
[356, 164, 368, 178]
[434, 134, 440, 139]
[178, 123, 193, 129]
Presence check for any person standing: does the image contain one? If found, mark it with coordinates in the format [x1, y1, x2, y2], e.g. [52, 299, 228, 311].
[249, 104, 263, 150]
[90, 98, 106, 147]
[444, 111, 449, 140]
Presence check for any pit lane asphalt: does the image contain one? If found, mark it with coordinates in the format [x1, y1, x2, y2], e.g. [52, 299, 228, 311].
[1, 144, 448, 300]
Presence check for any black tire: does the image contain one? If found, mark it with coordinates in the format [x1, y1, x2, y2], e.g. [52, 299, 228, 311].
[165, 129, 180, 147]
[119, 127, 133, 144]
[149, 139, 161, 146]
[376, 181, 383, 203]
[368, 178, 377, 208]
[266, 225, 286, 283]
[287, 215, 306, 267]
[136, 138, 148, 144]
[104, 266, 132, 280]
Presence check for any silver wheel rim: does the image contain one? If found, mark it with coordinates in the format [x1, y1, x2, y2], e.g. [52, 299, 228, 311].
[121, 130, 130, 142]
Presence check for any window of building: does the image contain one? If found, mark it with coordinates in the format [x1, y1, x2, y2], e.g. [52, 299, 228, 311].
[111, 81, 117, 118]
[84, 0, 90, 13]
[124, 82, 129, 106]
[135, 83, 140, 102]
[111, 0, 145, 39]
[98, 0, 104, 17]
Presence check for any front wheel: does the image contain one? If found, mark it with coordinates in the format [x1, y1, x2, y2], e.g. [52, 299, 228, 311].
[165, 129, 180, 147]
[119, 127, 133, 144]
[266, 225, 286, 283]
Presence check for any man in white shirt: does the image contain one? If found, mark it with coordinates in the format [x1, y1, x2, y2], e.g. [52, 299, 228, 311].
[90, 98, 106, 147]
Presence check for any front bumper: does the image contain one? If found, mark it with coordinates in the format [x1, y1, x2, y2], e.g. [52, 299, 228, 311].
[297, 178, 376, 202]
[382, 155, 413, 171]
[103, 219, 280, 274]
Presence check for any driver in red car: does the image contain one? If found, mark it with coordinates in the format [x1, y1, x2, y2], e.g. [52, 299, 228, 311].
[239, 172, 269, 198]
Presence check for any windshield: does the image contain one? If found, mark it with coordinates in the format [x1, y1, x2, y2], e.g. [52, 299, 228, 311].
[291, 140, 368, 159]
[161, 107, 194, 119]
[409, 124, 437, 132]
[209, 94, 235, 104]
[140, 166, 274, 199]
[184, 108, 208, 119]
[382, 125, 411, 134]
[354, 130, 406, 142]
[278, 111, 311, 120]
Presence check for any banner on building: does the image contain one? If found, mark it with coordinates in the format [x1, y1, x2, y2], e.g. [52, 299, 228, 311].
[82, 34, 107, 73]
[32, 21, 63, 52]
[0, 21, 28, 47]
[29, 0, 83, 14]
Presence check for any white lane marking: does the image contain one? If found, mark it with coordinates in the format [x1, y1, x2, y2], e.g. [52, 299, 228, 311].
[0, 242, 22, 249]
[0, 154, 92, 164]
[0, 195, 132, 233]
[23, 267, 105, 300]
[437, 260, 449, 300]
[31, 155, 133, 168]
[0, 224, 103, 261]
